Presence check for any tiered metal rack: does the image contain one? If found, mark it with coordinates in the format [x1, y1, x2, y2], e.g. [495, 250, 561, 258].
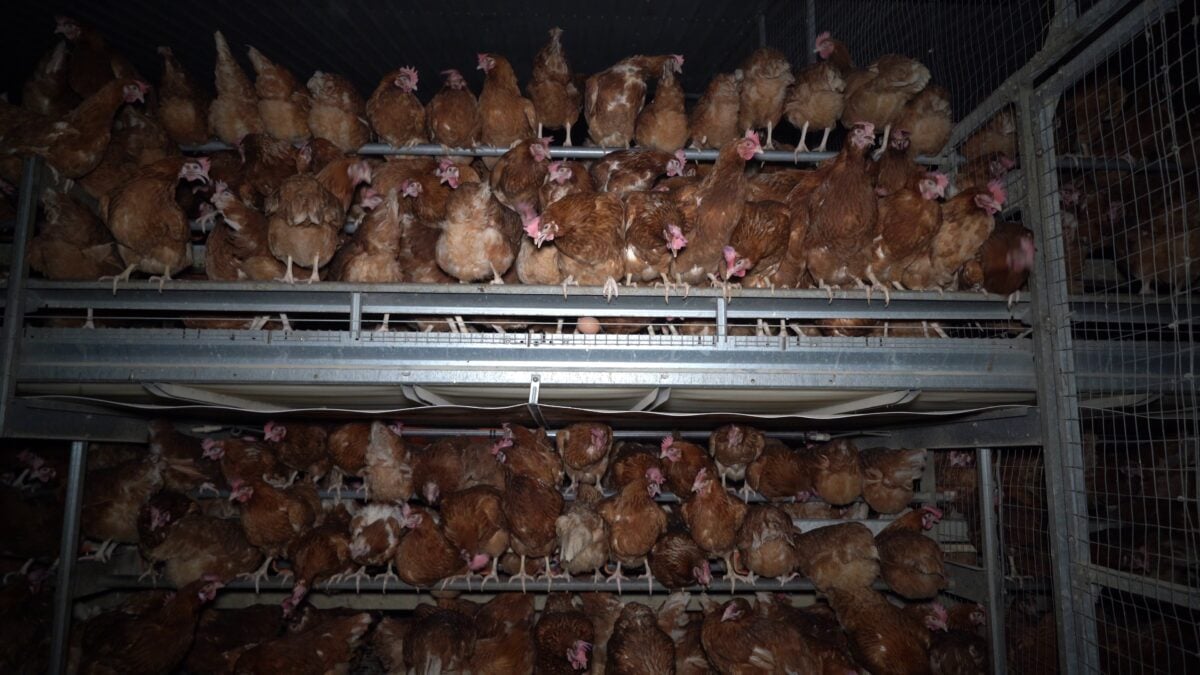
[1, 0, 1196, 673]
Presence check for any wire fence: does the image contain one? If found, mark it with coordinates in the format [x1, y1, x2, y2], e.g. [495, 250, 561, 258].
[1033, 4, 1199, 673]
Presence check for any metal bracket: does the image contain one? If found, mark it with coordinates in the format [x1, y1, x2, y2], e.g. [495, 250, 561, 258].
[527, 375, 547, 428]
[0, 157, 42, 436]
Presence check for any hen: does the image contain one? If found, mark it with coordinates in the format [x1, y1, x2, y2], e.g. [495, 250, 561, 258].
[477, 53, 536, 152]
[961, 108, 1017, 161]
[56, 17, 123, 98]
[861, 448, 928, 514]
[897, 85, 952, 157]
[535, 593, 596, 674]
[607, 602, 677, 675]
[529, 27, 582, 145]
[868, 171, 947, 296]
[246, 45, 310, 142]
[441, 485, 510, 583]
[492, 137, 552, 213]
[598, 467, 668, 590]
[972, 221, 1035, 302]
[786, 34, 847, 153]
[586, 54, 683, 148]
[8, 77, 148, 179]
[659, 436, 717, 498]
[78, 577, 224, 675]
[540, 160, 595, 209]
[876, 505, 948, 599]
[804, 121, 878, 296]
[329, 185, 410, 283]
[266, 157, 371, 283]
[928, 603, 988, 675]
[736, 504, 798, 581]
[671, 132, 762, 286]
[622, 190, 689, 286]
[29, 189, 122, 281]
[232, 611, 372, 675]
[204, 181, 285, 281]
[724, 199, 790, 289]
[708, 424, 765, 491]
[681, 467, 749, 584]
[556, 483, 610, 579]
[928, 180, 1006, 289]
[738, 48, 795, 149]
[843, 53, 932, 152]
[493, 423, 564, 488]
[746, 440, 814, 501]
[306, 71, 369, 151]
[184, 606, 283, 675]
[81, 453, 164, 560]
[101, 156, 209, 291]
[503, 472, 565, 589]
[649, 520, 712, 590]
[348, 502, 405, 577]
[636, 58, 689, 153]
[427, 69, 481, 148]
[827, 585, 936, 675]
[281, 506, 354, 615]
[700, 597, 820, 675]
[526, 191, 626, 299]
[810, 439, 864, 505]
[229, 475, 320, 565]
[689, 72, 742, 150]
[361, 420, 413, 502]
[592, 147, 687, 196]
[23, 41, 78, 117]
[368, 66, 426, 147]
[435, 180, 522, 284]
[873, 130, 924, 198]
[556, 422, 614, 489]
[261, 420, 327, 476]
[393, 504, 466, 587]
[471, 593, 537, 675]
[156, 46, 209, 146]
[403, 604, 477, 674]
[793, 521, 880, 592]
[755, 595, 861, 675]
[209, 31, 262, 144]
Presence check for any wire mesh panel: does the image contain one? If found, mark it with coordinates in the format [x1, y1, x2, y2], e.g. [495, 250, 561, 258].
[764, 0, 1052, 119]
[1033, 3, 1199, 673]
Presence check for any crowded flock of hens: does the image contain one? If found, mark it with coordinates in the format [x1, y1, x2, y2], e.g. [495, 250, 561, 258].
[0, 17, 1036, 307]
[1, 419, 990, 674]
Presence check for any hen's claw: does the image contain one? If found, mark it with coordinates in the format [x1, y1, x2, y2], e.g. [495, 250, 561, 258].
[99, 264, 137, 296]
[604, 561, 629, 595]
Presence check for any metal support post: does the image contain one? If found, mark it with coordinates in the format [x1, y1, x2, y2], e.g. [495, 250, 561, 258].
[49, 440, 87, 675]
[1019, 87, 1098, 675]
[0, 156, 42, 435]
[977, 447, 1008, 675]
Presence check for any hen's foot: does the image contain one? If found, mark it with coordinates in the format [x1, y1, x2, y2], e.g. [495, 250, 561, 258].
[237, 556, 275, 594]
[373, 313, 391, 333]
[374, 563, 400, 592]
[602, 277, 620, 302]
[306, 256, 320, 284]
[636, 557, 656, 594]
[509, 555, 537, 593]
[196, 481, 221, 498]
[561, 275, 579, 299]
[816, 127, 832, 152]
[99, 264, 137, 296]
[1007, 289, 1020, 310]
[79, 539, 116, 564]
[604, 562, 629, 594]
[478, 559, 501, 590]
[275, 257, 297, 285]
[147, 269, 173, 293]
[817, 279, 834, 304]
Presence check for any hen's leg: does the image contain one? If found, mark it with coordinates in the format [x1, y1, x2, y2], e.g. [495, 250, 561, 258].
[341, 565, 371, 593]
[536, 122, 543, 138]
[874, 125, 891, 161]
[147, 267, 174, 291]
[853, 276, 872, 305]
[479, 557, 500, 589]
[373, 313, 391, 333]
[99, 264, 137, 296]
[276, 256, 296, 284]
[279, 314, 293, 332]
[1007, 289, 1020, 310]
[604, 561, 628, 594]
[602, 276, 620, 302]
[654, 272, 674, 304]
[636, 557, 655, 594]
[561, 274, 578, 299]
[374, 562, 400, 592]
[765, 122, 775, 150]
[489, 263, 504, 285]
[510, 554, 536, 593]
[816, 127, 832, 152]
[866, 268, 890, 306]
[794, 121, 810, 159]
[306, 255, 320, 284]
[723, 551, 758, 590]
[237, 556, 275, 594]
[82, 308, 95, 330]
[816, 278, 834, 304]
[564, 122, 573, 147]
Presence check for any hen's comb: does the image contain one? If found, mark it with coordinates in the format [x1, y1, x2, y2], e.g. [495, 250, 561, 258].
[745, 130, 761, 145]
[987, 179, 1008, 205]
[816, 30, 831, 43]
[674, 149, 687, 163]
[931, 172, 950, 191]
[661, 435, 674, 450]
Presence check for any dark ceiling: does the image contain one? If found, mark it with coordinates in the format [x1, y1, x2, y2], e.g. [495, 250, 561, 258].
[3, 1, 1051, 127]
